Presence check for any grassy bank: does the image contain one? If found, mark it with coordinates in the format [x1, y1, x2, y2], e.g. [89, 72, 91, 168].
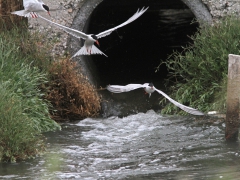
[0, 25, 101, 162]
[158, 17, 240, 115]
[0, 27, 61, 162]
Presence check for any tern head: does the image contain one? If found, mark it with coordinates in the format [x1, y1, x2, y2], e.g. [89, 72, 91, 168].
[149, 83, 154, 88]
[144, 83, 155, 98]
[42, 4, 51, 16]
[91, 35, 100, 46]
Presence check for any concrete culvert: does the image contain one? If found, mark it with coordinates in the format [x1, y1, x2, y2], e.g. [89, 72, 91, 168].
[68, 0, 212, 117]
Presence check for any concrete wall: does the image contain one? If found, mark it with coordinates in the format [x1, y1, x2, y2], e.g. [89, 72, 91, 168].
[28, 0, 240, 59]
[203, 0, 240, 19]
[28, 0, 240, 117]
[73, 0, 240, 21]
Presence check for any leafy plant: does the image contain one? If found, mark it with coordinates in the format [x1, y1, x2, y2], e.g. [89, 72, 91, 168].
[157, 17, 240, 114]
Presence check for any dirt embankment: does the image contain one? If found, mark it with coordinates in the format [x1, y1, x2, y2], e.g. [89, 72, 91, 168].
[28, 0, 81, 58]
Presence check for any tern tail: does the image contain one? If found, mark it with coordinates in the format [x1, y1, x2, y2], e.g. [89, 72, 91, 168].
[71, 45, 108, 58]
[91, 45, 108, 57]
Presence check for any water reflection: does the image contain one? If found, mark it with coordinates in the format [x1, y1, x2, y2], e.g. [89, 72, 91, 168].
[0, 110, 240, 179]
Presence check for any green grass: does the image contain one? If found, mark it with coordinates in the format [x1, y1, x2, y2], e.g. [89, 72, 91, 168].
[0, 26, 60, 162]
[157, 17, 240, 115]
[0, 82, 45, 162]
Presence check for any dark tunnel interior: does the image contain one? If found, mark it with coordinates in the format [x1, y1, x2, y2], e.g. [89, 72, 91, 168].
[86, 0, 199, 87]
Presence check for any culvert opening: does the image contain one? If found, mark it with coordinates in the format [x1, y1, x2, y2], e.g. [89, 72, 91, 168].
[85, 0, 199, 87]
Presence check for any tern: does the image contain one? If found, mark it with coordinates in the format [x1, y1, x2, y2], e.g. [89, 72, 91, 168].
[11, 0, 50, 18]
[106, 83, 205, 116]
[38, 7, 149, 58]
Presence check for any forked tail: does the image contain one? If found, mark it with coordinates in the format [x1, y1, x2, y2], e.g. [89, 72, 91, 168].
[71, 45, 108, 58]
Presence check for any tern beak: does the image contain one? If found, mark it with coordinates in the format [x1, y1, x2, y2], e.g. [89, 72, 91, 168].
[47, 11, 51, 17]
[95, 40, 100, 46]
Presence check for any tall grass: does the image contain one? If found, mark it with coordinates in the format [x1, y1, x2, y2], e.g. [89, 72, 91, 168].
[0, 24, 101, 161]
[0, 27, 60, 132]
[158, 17, 240, 114]
[0, 27, 60, 162]
[0, 26, 52, 70]
[0, 82, 45, 162]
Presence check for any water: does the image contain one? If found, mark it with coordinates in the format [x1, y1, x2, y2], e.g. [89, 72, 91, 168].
[0, 110, 240, 179]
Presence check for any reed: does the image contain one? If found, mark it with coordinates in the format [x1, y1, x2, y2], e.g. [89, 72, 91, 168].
[158, 17, 240, 114]
[0, 83, 45, 162]
[0, 27, 60, 162]
[46, 58, 101, 120]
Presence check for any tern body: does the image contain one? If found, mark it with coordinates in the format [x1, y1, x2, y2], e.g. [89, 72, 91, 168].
[107, 83, 204, 116]
[38, 7, 148, 58]
[144, 82, 155, 97]
[11, 0, 50, 18]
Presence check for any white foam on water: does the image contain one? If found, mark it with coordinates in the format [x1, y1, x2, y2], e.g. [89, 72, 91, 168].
[16, 110, 228, 180]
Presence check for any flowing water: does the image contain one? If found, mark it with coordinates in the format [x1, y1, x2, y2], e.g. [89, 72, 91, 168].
[1, 110, 240, 180]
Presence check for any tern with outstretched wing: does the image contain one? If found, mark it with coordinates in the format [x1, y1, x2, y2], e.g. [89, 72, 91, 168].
[38, 7, 148, 58]
[11, 0, 50, 18]
[107, 83, 204, 116]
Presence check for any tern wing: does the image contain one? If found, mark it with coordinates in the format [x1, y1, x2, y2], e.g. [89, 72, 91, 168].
[107, 83, 149, 93]
[23, 0, 38, 7]
[23, 0, 34, 6]
[96, 7, 148, 39]
[38, 15, 88, 40]
[154, 88, 204, 116]
[11, 10, 32, 17]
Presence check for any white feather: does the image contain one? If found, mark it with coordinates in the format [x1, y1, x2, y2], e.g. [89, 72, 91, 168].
[38, 15, 88, 40]
[38, 7, 148, 57]
[107, 84, 148, 93]
[107, 83, 204, 116]
[154, 88, 204, 116]
[97, 7, 149, 39]
[71, 45, 107, 58]
[91, 45, 108, 57]
[11, 10, 34, 18]
[11, 0, 48, 18]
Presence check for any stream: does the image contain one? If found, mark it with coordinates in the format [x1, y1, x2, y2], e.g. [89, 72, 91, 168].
[0, 110, 240, 179]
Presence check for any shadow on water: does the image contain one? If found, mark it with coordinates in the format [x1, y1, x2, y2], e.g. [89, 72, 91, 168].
[1, 110, 240, 179]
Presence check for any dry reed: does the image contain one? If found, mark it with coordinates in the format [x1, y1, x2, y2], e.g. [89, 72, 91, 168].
[46, 58, 101, 121]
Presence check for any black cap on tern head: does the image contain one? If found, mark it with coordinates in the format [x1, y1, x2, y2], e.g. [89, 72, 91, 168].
[42, 4, 50, 12]
[149, 83, 154, 87]
[91, 35, 98, 40]
[91, 35, 100, 46]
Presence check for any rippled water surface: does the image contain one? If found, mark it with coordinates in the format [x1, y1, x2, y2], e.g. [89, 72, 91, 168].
[1, 110, 240, 179]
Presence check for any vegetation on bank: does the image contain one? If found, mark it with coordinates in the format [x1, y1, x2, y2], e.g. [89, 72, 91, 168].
[0, 27, 58, 162]
[158, 17, 240, 115]
[3, 12, 239, 163]
[0, 83, 45, 162]
[46, 58, 101, 121]
[0, 26, 101, 162]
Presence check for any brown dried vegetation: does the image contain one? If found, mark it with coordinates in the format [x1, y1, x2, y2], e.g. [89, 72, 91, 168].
[46, 58, 101, 121]
[0, 0, 27, 30]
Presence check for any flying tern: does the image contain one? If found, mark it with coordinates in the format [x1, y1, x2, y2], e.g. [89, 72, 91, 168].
[38, 7, 149, 58]
[106, 83, 205, 116]
[11, 0, 50, 18]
